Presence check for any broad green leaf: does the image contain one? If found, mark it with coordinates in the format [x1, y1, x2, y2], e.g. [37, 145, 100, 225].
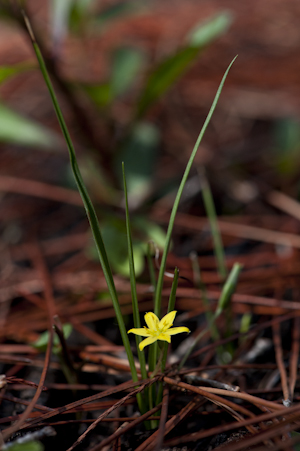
[136, 11, 233, 117]
[114, 121, 160, 201]
[8, 441, 44, 451]
[111, 47, 145, 97]
[0, 62, 35, 86]
[0, 103, 61, 149]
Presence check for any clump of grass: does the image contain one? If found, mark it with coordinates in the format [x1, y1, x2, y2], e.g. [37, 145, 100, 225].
[24, 11, 239, 417]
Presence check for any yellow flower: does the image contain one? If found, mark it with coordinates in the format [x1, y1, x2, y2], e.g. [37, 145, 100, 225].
[128, 310, 190, 351]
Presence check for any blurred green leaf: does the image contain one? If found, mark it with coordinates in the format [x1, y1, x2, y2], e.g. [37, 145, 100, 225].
[50, 0, 75, 45]
[272, 118, 300, 175]
[8, 441, 44, 451]
[87, 218, 144, 277]
[95, 1, 142, 27]
[84, 82, 113, 108]
[87, 215, 166, 278]
[73, 0, 94, 14]
[134, 217, 166, 249]
[187, 11, 232, 47]
[136, 46, 198, 118]
[0, 103, 61, 149]
[115, 121, 160, 202]
[83, 48, 144, 108]
[69, 0, 95, 32]
[290, 431, 300, 450]
[111, 47, 145, 97]
[78, 155, 119, 204]
[32, 324, 73, 353]
[0, 62, 35, 86]
[136, 11, 233, 117]
[275, 118, 300, 151]
[216, 263, 243, 316]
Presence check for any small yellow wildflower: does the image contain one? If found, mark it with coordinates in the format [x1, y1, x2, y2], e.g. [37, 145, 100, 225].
[128, 310, 190, 351]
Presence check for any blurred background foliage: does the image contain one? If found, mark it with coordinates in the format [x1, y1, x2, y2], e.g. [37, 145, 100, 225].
[1, 0, 300, 275]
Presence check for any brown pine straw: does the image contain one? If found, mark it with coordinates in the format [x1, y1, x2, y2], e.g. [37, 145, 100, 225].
[1, 318, 54, 443]
[16, 378, 152, 430]
[135, 396, 206, 451]
[272, 320, 290, 404]
[153, 385, 169, 451]
[88, 403, 163, 451]
[165, 401, 300, 448]
[289, 316, 300, 400]
[213, 417, 300, 451]
[164, 377, 283, 411]
[136, 377, 261, 451]
[0, 175, 82, 206]
[69, 316, 114, 346]
[66, 380, 156, 451]
[153, 209, 300, 248]
[267, 189, 300, 222]
[181, 310, 300, 365]
[1, 243, 56, 442]
[0, 399, 139, 425]
[1, 393, 52, 414]
[246, 433, 300, 451]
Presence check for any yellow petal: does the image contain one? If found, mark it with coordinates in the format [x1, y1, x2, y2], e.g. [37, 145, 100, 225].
[159, 310, 177, 331]
[167, 326, 190, 336]
[144, 312, 159, 331]
[157, 332, 171, 343]
[139, 336, 158, 351]
[128, 327, 151, 337]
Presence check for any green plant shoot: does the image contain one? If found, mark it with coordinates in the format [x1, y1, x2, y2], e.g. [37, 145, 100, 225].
[25, 8, 238, 417]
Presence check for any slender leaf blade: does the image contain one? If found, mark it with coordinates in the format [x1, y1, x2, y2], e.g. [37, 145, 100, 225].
[154, 56, 238, 319]
[23, 15, 142, 397]
[122, 162, 148, 384]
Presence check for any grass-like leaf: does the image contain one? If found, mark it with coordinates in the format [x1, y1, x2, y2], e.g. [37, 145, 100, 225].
[179, 262, 242, 369]
[122, 163, 148, 384]
[162, 267, 179, 372]
[23, 13, 145, 407]
[154, 56, 238, 320]
[200, 168, 227, 279]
